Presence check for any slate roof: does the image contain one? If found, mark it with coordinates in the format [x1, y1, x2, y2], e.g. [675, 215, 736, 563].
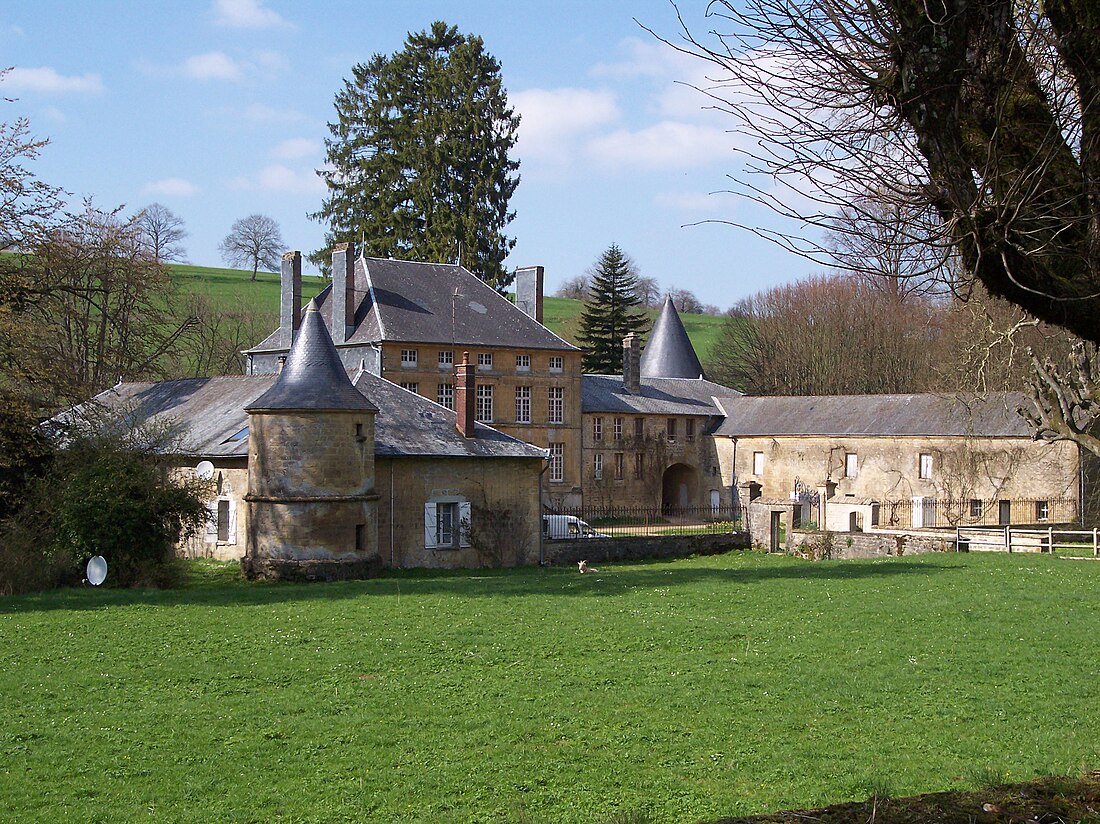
[82, 373, 546, 460]
[247, 300, 378, 413]
[248, 257, 577, 354]
[712, 393, 1034, 438]
[639, 296, 705, 379]
[582, 374, 739, 416]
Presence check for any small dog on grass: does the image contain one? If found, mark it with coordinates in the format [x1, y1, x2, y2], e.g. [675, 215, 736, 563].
[578, 560, 598, 574]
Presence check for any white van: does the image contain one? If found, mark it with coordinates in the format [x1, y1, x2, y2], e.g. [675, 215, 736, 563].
[542, 514, 607, 539]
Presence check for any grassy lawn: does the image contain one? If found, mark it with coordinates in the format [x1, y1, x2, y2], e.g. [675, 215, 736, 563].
[170, 263, 329, 316]
[4, 551, 1096, 823]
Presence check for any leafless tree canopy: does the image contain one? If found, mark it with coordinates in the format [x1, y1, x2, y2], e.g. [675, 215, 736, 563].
[554, 274, 590, 300]
[669, 287, 704, 314]
[668, 0, 1100, 345]
[136, 202, 188, 263]
[219, 213, 285, 281]
[634, 276, 661, 308]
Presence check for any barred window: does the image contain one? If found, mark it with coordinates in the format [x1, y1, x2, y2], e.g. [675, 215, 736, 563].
[548, 387, 564, 424]
[437, 383, 454, 410]
[593, 416, 603, 441]
[476, 385, 493, 422]
[549, 443, 564, 482]
[593, 453, 603, 480]
[613, 417, 623, 439]
[515, 386, 531, 424]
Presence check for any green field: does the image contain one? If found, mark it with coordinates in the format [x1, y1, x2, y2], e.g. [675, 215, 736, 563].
[3, 551, 1098, 823]
[167, 264, 727, 363]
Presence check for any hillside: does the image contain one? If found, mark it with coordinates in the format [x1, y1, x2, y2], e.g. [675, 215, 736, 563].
[167, 263, 727, 362]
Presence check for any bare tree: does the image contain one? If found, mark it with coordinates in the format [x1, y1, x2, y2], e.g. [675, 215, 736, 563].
[669, 288, 703, 315]
[219, 214, 284, 281]
[664, 0, 1100, 346]
[136, 202, 188, 263]
[634, 276, 661, 308]
[554, 274, 590, 300]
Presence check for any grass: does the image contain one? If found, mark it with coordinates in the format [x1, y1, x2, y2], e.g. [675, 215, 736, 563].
[7, 551, 1095, 823]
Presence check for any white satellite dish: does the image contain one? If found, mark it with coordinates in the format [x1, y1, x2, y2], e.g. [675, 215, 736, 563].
[195, 461, 215, 481]
[86, 555, 108, 586]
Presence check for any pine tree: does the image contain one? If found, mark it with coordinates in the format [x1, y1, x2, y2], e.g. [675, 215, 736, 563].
[314, 22, 520, 290]
[576, 244, 649, 374]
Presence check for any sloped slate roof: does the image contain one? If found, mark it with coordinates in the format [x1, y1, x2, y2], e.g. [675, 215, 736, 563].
[83, 373, 545, 460]
[247, 300, 378, 412]
[639, 295, 705, 379]
[249, 257, 577, 353]
[582, 374, 738, 416]
[713, 393, 1033, 438]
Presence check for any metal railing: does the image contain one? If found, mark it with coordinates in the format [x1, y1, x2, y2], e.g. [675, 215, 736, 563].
[546, 504, 741, 539]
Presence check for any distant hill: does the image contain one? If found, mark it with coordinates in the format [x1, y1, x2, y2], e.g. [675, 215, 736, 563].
[167, 264, 726, 363]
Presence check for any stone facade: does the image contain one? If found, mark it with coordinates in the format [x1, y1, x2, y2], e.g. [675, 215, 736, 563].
[177, 460, 248, 562]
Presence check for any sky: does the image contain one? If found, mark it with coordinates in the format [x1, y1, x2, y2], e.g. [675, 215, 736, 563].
[1, 0, 819, 310]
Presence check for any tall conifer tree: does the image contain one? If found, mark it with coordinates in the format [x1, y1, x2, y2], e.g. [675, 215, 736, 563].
[315, 22, 520, 290]
[576, 244, 649, 374]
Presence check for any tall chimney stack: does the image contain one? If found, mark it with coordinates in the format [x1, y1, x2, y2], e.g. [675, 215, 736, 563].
[331, 242, 356, 345]
[514, 265, 544, 323]
[280, 251, 302, 345]
[454, 352, 476, 438]
[623, 333, 641, 394]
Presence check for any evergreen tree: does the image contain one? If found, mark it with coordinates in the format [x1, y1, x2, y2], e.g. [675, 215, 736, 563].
[576, 244, 649, 374]
[314, 22, 520, 290]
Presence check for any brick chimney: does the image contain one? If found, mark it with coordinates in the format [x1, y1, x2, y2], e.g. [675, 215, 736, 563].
[331, 242, 356, 345]
[455, 351, 476, 438]
[515, 265, 544, 323]
[280, 251, 302, 345]
[623, 333, 641, 394]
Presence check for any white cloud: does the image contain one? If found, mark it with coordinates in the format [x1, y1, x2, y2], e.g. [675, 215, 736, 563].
[586, 121, 732, 170]
[511, 87, 619, 165]
[144, 177, 200, 197]
[4, 66, 103, 94]
[230, 163, 323, 195]
[269, 138, 320, 160]
[211, 0, 289, 29]
[183, 52, 243, 81]
[591, 37, 695, 81]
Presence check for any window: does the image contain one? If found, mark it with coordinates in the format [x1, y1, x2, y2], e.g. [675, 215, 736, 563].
[919, 453, 933, 479]
[845, 453, 858, 478]
[593, 453, 603, 480]
[686, 419, 696, 442]
[548, 387, 564, 424]
[593, 416, 603, 441]
[516, 354, 530, 371]
[1036, 500, 1049, 521]
[614, 453, 624, 480]
[355, 523, 365, 551]
[399, 382, 418, 393]
[752, 451, 765, 476]
[476, 385, 493, 422]
[634, 453, 644, 479]
[666, 418, 677, 442]
[437, 383, 454, 410]
[515, 386, 531, 424]
[970, 499, 984, 518]
[423, 500, 471, 549]
[613, 417, 623, 440]
[438, 350, 453, 368]
[634, 418, 644, 439]
[477, 352, 493, 370]
[400, 348, 417, 367]
[549, 443, 564, 482]
[549, 355, 563, 372]
[204, 497, 236, 545]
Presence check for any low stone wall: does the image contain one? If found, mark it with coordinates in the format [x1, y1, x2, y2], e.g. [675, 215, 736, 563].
[241, 554, 384, 582]
[789, 528, 955, 560]
[542, 532, 750, 566]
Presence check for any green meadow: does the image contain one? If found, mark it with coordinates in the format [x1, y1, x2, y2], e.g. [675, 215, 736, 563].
[167, 265, 727, 363]
[3, 551, 1098, 823]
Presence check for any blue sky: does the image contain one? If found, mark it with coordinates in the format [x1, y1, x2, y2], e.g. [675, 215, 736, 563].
[1, 0, 817, 309]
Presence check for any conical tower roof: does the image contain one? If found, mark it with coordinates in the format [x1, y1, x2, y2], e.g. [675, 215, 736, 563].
[639, 295, 704, 379]
[247, 300, 378, 412]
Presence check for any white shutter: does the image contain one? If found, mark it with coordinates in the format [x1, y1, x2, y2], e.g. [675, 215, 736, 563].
[424, 503, 437, 548]
[458, 502, 472, 547]
[226, 498, 237, 545]
[204, 501, 218, 543]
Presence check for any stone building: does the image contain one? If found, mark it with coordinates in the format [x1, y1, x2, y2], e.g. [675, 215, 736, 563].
[245, 247, 584, 504]
[579, 297, 739, 511]
[711, 393, 1082, 530]
[88, 300, 546, 576]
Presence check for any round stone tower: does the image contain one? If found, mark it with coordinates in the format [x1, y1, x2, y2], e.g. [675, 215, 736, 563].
[243, 298, 381, 581]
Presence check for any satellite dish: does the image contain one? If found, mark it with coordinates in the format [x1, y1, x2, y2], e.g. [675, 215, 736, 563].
[195, 461, 215, 480]
[86, 555, 108, 586]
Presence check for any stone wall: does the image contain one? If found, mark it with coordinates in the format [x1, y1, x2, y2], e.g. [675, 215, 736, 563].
[789, 528, 956, 560]
[542, 532, 749, 566]
[176, 460, 248, 562]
